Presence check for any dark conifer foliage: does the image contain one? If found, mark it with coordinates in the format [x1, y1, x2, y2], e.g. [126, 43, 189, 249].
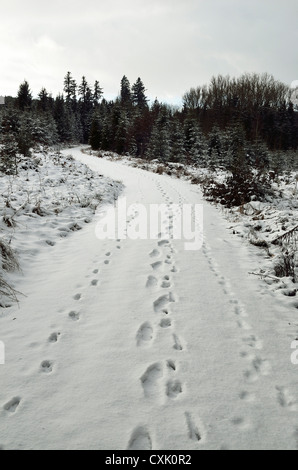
[17, 81, 32, 111]
[1, 71, 297, 199]
[120, 76, 132, 108]
[132, 77, 149, 110]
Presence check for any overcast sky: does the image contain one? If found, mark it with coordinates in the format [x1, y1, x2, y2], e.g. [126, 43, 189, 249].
[1, 0, 297, 104]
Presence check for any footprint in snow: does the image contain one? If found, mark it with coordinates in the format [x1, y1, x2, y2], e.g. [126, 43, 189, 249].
[161, 278, 171, 288]
[104, 260, 110, 265]
[160, 317, 172, 328]
[105, 252, 111, 256]
[243, 369, 259, 383]
[167, 359, 176, 371]
[158, 239, 170, 247]
[252, 356, 271, 376]
[3, 397, 21, 413]
[136, 322, 153, 346]
[149, 249, 160, 258]
[141, 363, 163, 397]
[153, 295, 170, 313]
[69, 311, 80, 321]
[91, 279, 98, 286]
[239, 391, 256, 402]
[166, 379, 183, 398]
[73, 293, 81, 301]
[237, 319, 252, 331]
[40, 360, 54, 373]
[242, 335, 263, 350]
[146, 275, 158, 288]
[185, 412, 202, 442]
[231, 416, 251, 430]
[173, 334, 183, 351]
[48, 332, 60, 343]
[127, 426, 152, 450]
[276, 386, 297, 410]
[151, 261, 163, 271]
[153, 293, 175, 313]
[93, 269, 99, 274]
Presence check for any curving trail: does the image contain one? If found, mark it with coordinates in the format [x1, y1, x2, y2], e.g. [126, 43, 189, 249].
[0, 147, 298, 450]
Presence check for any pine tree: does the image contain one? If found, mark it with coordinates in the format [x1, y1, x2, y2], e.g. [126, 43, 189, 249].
[132, 77, 148, 110]
[93, 80, 103, 106]
[184, 119, 206, 165]
[17, 114, 34, 157]
[89, 113, 102, 150]
[38, 88, 50, 112]
[114, 110, 130, 154]
[146, 109, 171, 162]
[63, 71, 77, 110]
[78, 77, 93, 143]
[54, 94, 68, 141]
[17, 81, 32, 111]
[120, 76, 132, 108]
[78, 76, 88, 101]
[0, 114, 19, 174]
[170, 118, 186, 163]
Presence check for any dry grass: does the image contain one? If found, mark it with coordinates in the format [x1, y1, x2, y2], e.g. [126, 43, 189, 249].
[0, 239, 19, 272]
[0, 238, 21, 306]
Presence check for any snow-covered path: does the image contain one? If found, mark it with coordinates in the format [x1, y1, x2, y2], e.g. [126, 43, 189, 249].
[1, 147, 298, 450]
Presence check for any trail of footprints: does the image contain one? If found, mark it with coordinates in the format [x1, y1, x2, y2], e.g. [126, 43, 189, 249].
[134, 179, 298, 446]
[128, 184, 203, 449]
[201, 226, 298, 432]
[1, 238, 123, 426]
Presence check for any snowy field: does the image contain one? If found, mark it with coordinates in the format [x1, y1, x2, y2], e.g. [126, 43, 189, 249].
[0, 146, 298, 450]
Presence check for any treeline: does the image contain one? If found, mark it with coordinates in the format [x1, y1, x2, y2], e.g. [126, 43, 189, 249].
[0, 71, 298, 177]
[182, 73, 298, 151]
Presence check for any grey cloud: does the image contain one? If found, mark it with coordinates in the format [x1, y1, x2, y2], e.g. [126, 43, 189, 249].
[1, 0, 297, 103]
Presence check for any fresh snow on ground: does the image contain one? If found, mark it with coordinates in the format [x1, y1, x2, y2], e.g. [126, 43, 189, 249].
[0, 146, 298, 450]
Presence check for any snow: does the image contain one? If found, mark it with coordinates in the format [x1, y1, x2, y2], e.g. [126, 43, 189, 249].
[0, 146, 298, 450]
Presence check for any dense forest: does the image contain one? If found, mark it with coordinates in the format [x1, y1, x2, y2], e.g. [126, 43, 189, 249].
[0, 71, 298, 206]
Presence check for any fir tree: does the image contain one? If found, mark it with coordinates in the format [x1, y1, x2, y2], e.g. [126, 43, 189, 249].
[93, 80, 103, 106]
[37, 88, 51, 112]
[120, 76, 132, 108]
[17, 81, 32, 111]
[89, 113, 102, 150]
[132, 77, 148, 110]
[0, 114, 19, 174]
[63, 71, 77, 110]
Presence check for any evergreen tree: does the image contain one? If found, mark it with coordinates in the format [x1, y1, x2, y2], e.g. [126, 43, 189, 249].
[114, 110, 131, 154]
[37, 88, 50, 112]
[17, 81, 32, 111]
[0, 114, 19, 174]
[54, 94, 68, 141]
[17, 114, 34, 157]
[184, 119, 206, 164]
[170, 118, 186, 162]
[78, 77, 93, 143]
[63, 71, 77, 109]
[132, 77, 148, 110]
[89, 113, 102, 150]
[120, 76, 132, 108]
[0, 133, 19, 174]
[93, 80, 103, 106]
[78, 76, 88, 101]
[146, 108, 171, 162]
